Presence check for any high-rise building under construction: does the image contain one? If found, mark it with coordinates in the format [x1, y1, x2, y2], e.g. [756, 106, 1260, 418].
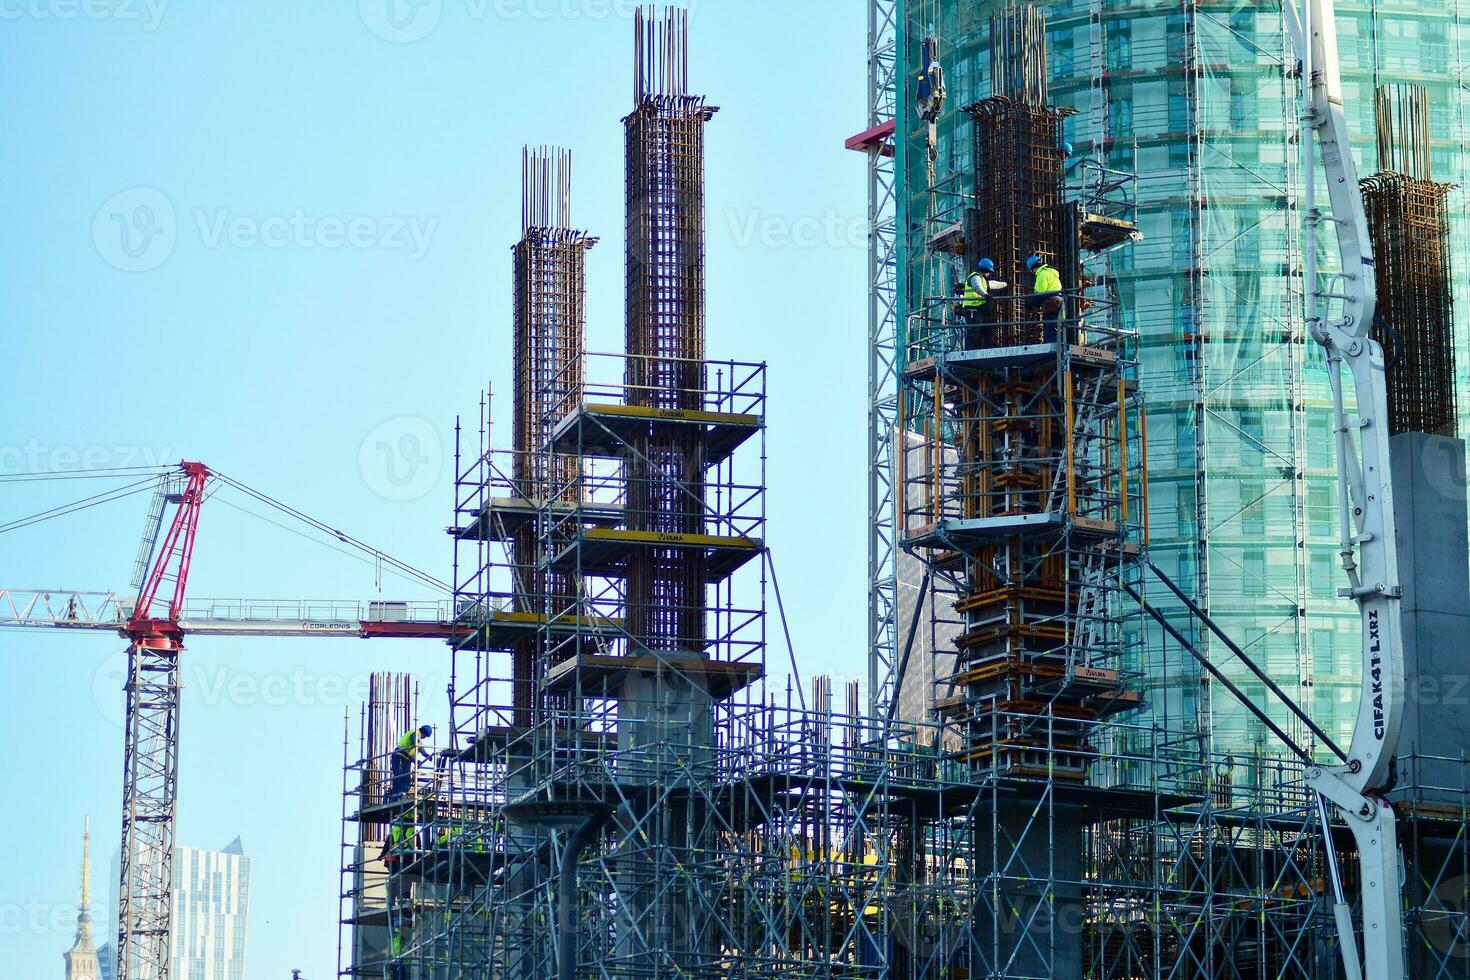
[881, 0, 1470, 757]
[332, 3, 1470, 977]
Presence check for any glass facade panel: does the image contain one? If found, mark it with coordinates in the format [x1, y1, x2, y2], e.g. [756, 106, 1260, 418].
[898, 0, 1470, 755]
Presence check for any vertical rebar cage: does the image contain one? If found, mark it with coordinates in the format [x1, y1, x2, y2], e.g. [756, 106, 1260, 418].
[1364, 85, 1458, 437]
[623, 5, 718, 654]
[511, 147, 597, 720]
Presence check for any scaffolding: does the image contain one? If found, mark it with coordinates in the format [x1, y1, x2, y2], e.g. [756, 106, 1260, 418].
[326, 4, 1470, 978]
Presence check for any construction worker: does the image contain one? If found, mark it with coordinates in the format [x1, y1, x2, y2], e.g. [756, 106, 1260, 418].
[1024, 254, 1064, 343]
[390, 724, 433, 801]
[957, 258, 1007, 348]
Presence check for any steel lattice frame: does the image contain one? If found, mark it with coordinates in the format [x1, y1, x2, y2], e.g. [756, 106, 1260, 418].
[117, 640, 180, 980]
[866, 0, 900, 719]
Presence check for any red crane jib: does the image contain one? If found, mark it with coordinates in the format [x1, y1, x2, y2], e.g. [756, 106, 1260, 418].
[129, 461, 210, 637]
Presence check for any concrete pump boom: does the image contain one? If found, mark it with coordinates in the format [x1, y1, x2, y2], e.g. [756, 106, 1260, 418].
[1287, 0, 1407, 976]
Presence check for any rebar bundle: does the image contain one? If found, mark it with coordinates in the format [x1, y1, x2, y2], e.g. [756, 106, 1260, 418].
[989, 3, 1048, 105]
[624, 6, 717, 653]
[1363, 84, 1458, 437]
[513, 146, 595, 719]
[1376, 83, 1434, 182]
[363, 673, 413, 839]
[964, 96, 1073, 344]
[634, 4, 690, 101]
[522, 144, 574, 233]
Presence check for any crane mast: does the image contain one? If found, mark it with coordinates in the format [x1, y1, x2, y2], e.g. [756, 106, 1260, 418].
[117, 460, 209, 980]
[1288, 0, 1407, 976]
[0, 461, 462, 980]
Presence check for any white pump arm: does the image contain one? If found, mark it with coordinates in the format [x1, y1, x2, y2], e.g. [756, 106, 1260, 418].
[1288, 0, 1406, 977]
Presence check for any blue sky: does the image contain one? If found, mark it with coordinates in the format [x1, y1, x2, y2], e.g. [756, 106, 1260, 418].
[0, 1, 867, 975]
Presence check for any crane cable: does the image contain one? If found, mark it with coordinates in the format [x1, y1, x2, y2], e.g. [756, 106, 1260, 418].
[0, 474, 164, 535]
[210, 493, 445, 596]
[210, 471, 450, 595]
[0, 465, 174, 485]
[0, 465, 449, 597]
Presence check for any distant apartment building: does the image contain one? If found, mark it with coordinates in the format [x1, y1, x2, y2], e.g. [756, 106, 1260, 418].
[101, 837, 251, 980]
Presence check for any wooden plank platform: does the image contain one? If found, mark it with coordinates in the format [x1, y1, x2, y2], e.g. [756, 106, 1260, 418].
[543, 652, 763, 699]
[549, 402, 760, 465]
[547, 527, 762, 581]
[452, 496, 623, 541]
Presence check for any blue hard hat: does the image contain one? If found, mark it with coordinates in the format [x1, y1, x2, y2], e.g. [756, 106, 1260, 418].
[1026, 255, 1043, 271]
[419, 724, 433, 738]
[978, 258, 995, 273]
[1062, 141, 1074, 157]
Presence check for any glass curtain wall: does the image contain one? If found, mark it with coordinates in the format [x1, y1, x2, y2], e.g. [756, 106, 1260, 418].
[897, 0, 1470, 757]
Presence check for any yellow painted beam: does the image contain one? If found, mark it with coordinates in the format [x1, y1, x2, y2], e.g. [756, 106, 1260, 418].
[582, 403, 760, 427]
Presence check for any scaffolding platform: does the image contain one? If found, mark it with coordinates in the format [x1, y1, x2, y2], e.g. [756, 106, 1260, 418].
[905, 513, 1120, 550]
[1078, 211, 1139, 252]
[549, 402, 760, 464]
[927, 221, 966, 255]
[452, 723, 617, 762]
[343, 906, 392, 929]
[723, 767, 1191, 824]
[397, 846, 506, 883]
[546, 527, 762, 580]
[451, 496, 624, 541]
[543, 651, 763, 698]
[350, 797, 418, 824]
[453, 609, 624, 651]
[903, 342, 1116, 381]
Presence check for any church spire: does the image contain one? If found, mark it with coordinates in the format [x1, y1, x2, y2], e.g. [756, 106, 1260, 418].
[66, 817, 99, 977]
[80, 816, 91, 915]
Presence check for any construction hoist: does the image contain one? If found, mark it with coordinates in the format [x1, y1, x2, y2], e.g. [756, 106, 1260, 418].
[916, 32, 946, 181]
[1285, 0, 1407, 975]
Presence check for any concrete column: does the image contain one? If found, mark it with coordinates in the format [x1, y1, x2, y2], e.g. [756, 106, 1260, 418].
[1389, 432, 1470, 803]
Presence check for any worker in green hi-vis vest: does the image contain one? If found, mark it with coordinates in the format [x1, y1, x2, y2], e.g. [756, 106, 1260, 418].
[956, 258, 1008, 349]
[390, 724, 433, 800]
[1024, 254, 1064, 344]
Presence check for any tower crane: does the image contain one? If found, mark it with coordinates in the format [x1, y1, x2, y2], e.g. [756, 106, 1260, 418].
[2, 461, 468, 980]
[1286, 0, 1407, 976]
